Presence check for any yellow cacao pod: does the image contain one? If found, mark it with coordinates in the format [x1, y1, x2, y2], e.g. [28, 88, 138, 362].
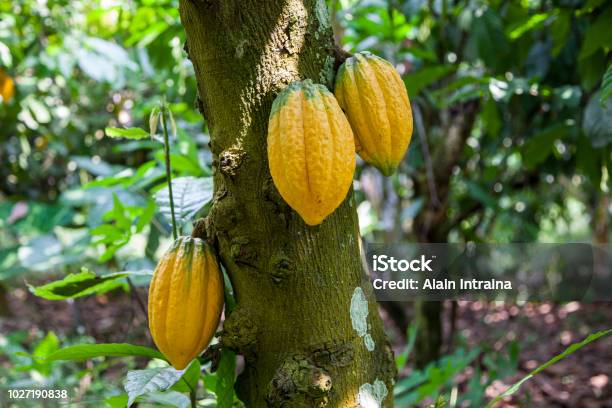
[334, 52, 413, 176]
[148, 236, 224, 370]
[267, 79, 356, 226]
[0, 69, 15, 104]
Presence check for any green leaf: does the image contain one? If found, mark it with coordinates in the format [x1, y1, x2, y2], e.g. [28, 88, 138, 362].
[154, 177, 213, 226]
[124, 366, 186, 407]
[215, 349, 237, 408]
[579, 6, 612, 60]
[168, 153, 204, 176]
[522, 123, 573, 169]
[600, 64, 612, 106]
[31, 332, 60, 375]
[465, 181, 497, 208]
[171, 360, 201, 393]
[91, 224, 126, 243]
[551, 10, 571, 56]
[104, 394, 129, 408]
[203, 373, 217, 394]
[583, 92, 612, 148]
[396, 323, 418, 372]
[72, 155, 121, 177]
[136, 200, 157, 232]
[105, 127, 150, 140]
[470, 9, 509, 70]
[395, 347, 481, 405]
[46, 343, 164, 362]
[506, 13, 549, 40]
[140, 391, 190, 408]
[481, 97, 501, 137]
[576, 135, 602, 186]
[485, 329, 612, 408]
[223, 269, 238, 313]
[77, 37, 136, 85]
[107, 193, 131, 230]
[579, 50, 607, 91]
[28, 268, 128, 300]
[404, 65, 456, 96]
[33, 332, 60, 359]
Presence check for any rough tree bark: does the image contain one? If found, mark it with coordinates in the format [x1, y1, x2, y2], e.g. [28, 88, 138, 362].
[178, 1, 395, 406]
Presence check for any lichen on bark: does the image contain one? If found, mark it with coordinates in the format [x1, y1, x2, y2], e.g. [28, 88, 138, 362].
[179, 1, 395, 406]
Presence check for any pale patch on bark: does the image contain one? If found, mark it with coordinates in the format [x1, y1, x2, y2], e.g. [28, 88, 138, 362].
[315, 0, 331, 32]
[357, 379, 388, 408]
[320, 55, 335, 87]
[350, 287, 375, 351]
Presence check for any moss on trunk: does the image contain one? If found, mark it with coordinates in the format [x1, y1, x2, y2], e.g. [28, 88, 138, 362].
[178, 1, 395, 406]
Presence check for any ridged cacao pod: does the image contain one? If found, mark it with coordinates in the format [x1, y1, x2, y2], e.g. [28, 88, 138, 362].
[267, 79, 356, 226]
[148, 236, 224, 370]
[334, 52, 413, 176]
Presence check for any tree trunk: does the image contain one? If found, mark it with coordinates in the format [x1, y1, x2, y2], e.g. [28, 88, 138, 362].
[412, 102, 478, 367]
[178, 1, 395, 406]
[413, 301, 442, 368]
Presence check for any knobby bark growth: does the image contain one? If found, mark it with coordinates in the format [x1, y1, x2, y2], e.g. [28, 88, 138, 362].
[179, 1, 395, 406]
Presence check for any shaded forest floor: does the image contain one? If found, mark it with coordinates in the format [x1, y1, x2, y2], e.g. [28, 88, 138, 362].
[0, 286, 611, 407]
[456, 301, 611, 407]
[388, 300, 612, 407]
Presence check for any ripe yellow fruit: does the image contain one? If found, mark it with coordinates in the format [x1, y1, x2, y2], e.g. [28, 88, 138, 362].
[0, 69, 15, 103]
[148, 236, 224, 370]
[267, 79, 356, 226]
[334, 52, 413, 176]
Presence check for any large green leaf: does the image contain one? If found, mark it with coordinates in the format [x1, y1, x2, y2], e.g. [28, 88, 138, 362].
[46, 343, 164, 362]
[154, 176, 213, 226]
[28, 268, 128, 300]
[579, 6, 612, 60]
[124, 366, 186, 407]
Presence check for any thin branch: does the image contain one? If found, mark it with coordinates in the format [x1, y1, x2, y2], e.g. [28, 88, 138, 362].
[413, 102, 441, 209]
[161, 104, 178, 240]
[127, 277, 148, 319]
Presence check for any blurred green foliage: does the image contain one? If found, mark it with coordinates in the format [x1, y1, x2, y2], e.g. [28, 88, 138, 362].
[0, 0, 611, 407]
[336, 0, 611, 244]
[0, 0, 212, 283]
